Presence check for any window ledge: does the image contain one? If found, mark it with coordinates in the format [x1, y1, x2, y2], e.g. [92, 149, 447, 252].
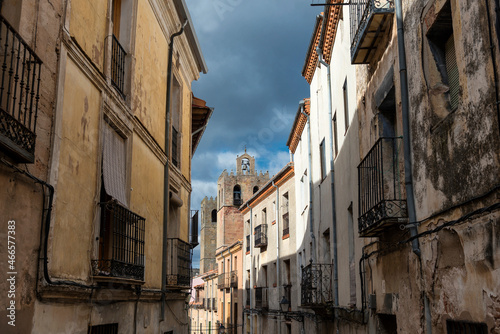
[92, 275, 145, 285]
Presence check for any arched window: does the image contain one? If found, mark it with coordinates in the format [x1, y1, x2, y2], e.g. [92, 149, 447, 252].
[211, 209, 217, 222]
[253, 186, 259, 194]
[233, 185, 241, 205]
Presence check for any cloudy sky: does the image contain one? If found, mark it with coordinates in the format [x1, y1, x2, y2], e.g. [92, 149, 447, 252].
[186, 0, 321, 266]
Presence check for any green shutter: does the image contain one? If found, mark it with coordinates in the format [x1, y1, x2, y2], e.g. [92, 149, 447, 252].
[445, 35, 460, 110]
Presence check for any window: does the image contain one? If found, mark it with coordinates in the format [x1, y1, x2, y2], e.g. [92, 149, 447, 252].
[93, 122, 145, 282]
[284, 259, 291, 285]
[320, 139, 327, 180]
[253, 186, 259, 194]
[426, 1, 459, 111]
[343, 78, 349, 132]
[211, 209, 217, 222]
[273, 262, 277, 286]
[446, 320, 487, 333]
[89, 323, 118, 334]
[282, 192, 289, 237]
[246, 235, 250, 253]
[171, 76, 182, 168]
[333, 112, 339, 157]
[233, 185, 242, 206]
[263, 265, 268, 287]
[262, 208, 267, 225]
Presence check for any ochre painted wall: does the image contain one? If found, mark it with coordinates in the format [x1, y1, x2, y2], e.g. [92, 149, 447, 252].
[133, 1, 168, 149]
[69, 0, 107, 71]
[51, 58, 100, 279]
[130, 134, 164, 288]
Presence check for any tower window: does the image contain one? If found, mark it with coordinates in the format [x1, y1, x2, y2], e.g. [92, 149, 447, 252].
[253, 186, 259, 194]
[211, 209, 217, 222]
[233, 185, 242, 206]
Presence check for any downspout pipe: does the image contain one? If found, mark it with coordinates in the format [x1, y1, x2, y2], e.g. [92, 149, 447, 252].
[161, 19, 188, 321]
[394, 0, 420, 257]
[316, 47, 339, 307]
[247, 203, 254, 334]
[272, 180, 281, 334]
[300, 100, 316, 263]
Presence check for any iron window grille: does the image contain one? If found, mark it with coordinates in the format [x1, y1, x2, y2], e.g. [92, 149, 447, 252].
[282, 213, 290, 237]
[446, 320, 487, 334]
[166, 238, 192, 288]
[171, 126, 179, 168]
[255, 287, 263, 309]
[111, 34, 126, 96]
[230, 270, 238, 288]
[358, 137, 407, 236]
[0, 15, 42, 163]
[349, 0, 394, 64]
[88, 323, 118, 334]
[301, 263, 334, 307]
[92, 201, 145, 281]
[254, 224, 268, 248]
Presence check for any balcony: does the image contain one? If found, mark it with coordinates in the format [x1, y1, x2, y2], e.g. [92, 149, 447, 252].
[92, 201, 145, 281]
[218, 272, 230, 289]
[358, 137, 407, 237]
[254, 224, 268, 248]
[301, 263, 334, 307]
[255, 287, 268, 309]
[0, 15, 42, 163]
[350, 0, 394, 64]
[165, 238, 191, 288]
[230, 270, 238, 288]
[111, 34, 126, 96]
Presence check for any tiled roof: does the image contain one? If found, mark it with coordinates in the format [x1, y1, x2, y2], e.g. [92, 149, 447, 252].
[286, 99, 310, 154]
[302, 0, 343, 83]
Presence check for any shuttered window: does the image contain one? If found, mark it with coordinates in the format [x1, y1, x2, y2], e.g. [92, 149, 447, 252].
[445, 34, 459, 110]
[102, 122, 128, 207]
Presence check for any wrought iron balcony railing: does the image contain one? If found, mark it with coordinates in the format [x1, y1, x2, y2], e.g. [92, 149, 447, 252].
[0, 15, 42, 163]
[255, 287, 268, 309]
[111, 34, 126, 96]
[301, 263, 334, 307]
[218, 272, 230, 289]
[358, 137, 407, 237]
[92, 201, 145, 281]
[230, 270, 238, 288]
[350, 0, 394, 64]
[166, 238, 192, 288]
[254, 224, 268, 248]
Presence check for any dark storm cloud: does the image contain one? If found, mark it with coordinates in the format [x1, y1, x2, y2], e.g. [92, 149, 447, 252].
[186, 0, 320, 266]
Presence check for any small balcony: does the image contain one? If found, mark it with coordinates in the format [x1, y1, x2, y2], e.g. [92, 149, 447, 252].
[301, 263, 334, 307]
[165, 238, 191, 288]
[0, 15, 42, 163]
[255, 287, 268, 309]
[358, 137, 407, 237]
[92, 201, 145, 282]
[218, 272, 230, 289]
[230, 270, 238, 288]
[350, 0, 394, 64]
[254, 224, 268, 248]
[110, 34, 126, 96]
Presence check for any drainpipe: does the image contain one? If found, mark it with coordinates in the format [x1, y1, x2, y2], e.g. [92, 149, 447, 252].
[316, 39, 339, 309]
[230, 249, 234, 332]
[211, 277, 214, 334]
[161, 19, 187, 321]
[248, 203, 254, 334]
[272, 181, 281, 334]
[300, 100, 316, 263]
[394, 0, 420, 257]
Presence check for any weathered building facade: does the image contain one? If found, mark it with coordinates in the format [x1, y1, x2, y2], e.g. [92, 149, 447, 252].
[0, 0, 211, 333]
[241, 163, 297, 334]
